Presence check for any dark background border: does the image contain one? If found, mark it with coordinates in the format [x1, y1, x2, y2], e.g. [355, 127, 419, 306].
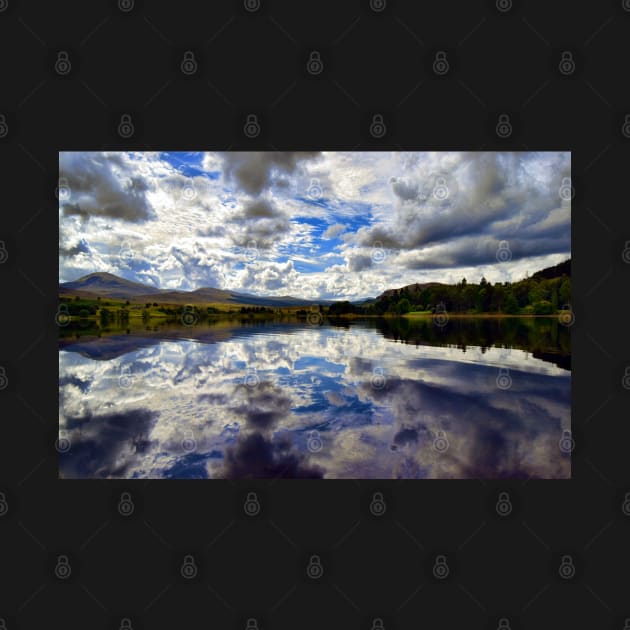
[1, 1, 630, 629]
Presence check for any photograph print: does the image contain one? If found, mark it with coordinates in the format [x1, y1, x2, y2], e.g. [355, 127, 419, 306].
[58, 150, 571, 479]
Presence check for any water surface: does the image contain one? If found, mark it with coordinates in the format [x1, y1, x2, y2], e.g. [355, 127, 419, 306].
[58, 317, 571, 479]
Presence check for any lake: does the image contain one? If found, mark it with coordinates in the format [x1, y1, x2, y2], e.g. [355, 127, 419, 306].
[58, 317, 571, 479]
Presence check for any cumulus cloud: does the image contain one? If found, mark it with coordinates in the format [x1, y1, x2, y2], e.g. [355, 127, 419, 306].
[354, 152, 570, 269]
[59, 151, 570, 298]
[218, 151, 321, 196]
[59, 152, 155, 222]
[322, 223, 346, 239]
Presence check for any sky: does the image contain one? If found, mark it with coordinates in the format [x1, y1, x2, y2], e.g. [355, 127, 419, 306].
[58, 151, 571, 301]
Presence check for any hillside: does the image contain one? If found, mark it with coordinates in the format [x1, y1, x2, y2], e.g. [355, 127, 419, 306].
[59, 272, 165, 299]
[376, 259, 571, 302]
[531, 258, 571, 280]
[59, 272, 330, 307]
[369, 258, 571, 316]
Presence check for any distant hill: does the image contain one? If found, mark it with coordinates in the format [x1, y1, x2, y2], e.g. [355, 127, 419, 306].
[531, 259, 570, 280]
[59, 272, 331, 307]
[59, 272, 163, 299]
[375, 259, 571, 302]
[377, 282, 446, 301]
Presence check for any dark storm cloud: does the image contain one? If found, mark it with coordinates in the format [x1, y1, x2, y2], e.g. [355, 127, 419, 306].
[219, 432, 324, 479]
[230, 215, 291, 249]
[393, 426, 420, 446]
[59, 152, 155, 222]
[59, 408, 158, 478]
[241, 199, 277, 218]
[353, 355, 570, 478]
[219, 151, 321, 196]
[401, 233, 571, 269]
[230, 382, 292, 431]
[347, 253, 374, 272]
[390, 176, 420, 201]
[211, 381, 324, 479]
[357, 152, 571, 268]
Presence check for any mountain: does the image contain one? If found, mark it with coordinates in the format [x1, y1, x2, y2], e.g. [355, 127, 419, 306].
[59, 272, 166, 299]
[59, 272, 330, 307]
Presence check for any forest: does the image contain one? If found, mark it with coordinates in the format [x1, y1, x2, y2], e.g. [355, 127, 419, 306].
[329, 259, 571, 316]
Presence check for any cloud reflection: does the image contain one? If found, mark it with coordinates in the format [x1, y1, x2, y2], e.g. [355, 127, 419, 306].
[59, 321, 570, 479]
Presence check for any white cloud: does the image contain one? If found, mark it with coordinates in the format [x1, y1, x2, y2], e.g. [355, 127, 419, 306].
[59, 151, 571, 298]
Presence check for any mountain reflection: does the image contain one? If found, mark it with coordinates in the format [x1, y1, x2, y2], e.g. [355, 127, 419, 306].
[59, 318, 570, 479]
